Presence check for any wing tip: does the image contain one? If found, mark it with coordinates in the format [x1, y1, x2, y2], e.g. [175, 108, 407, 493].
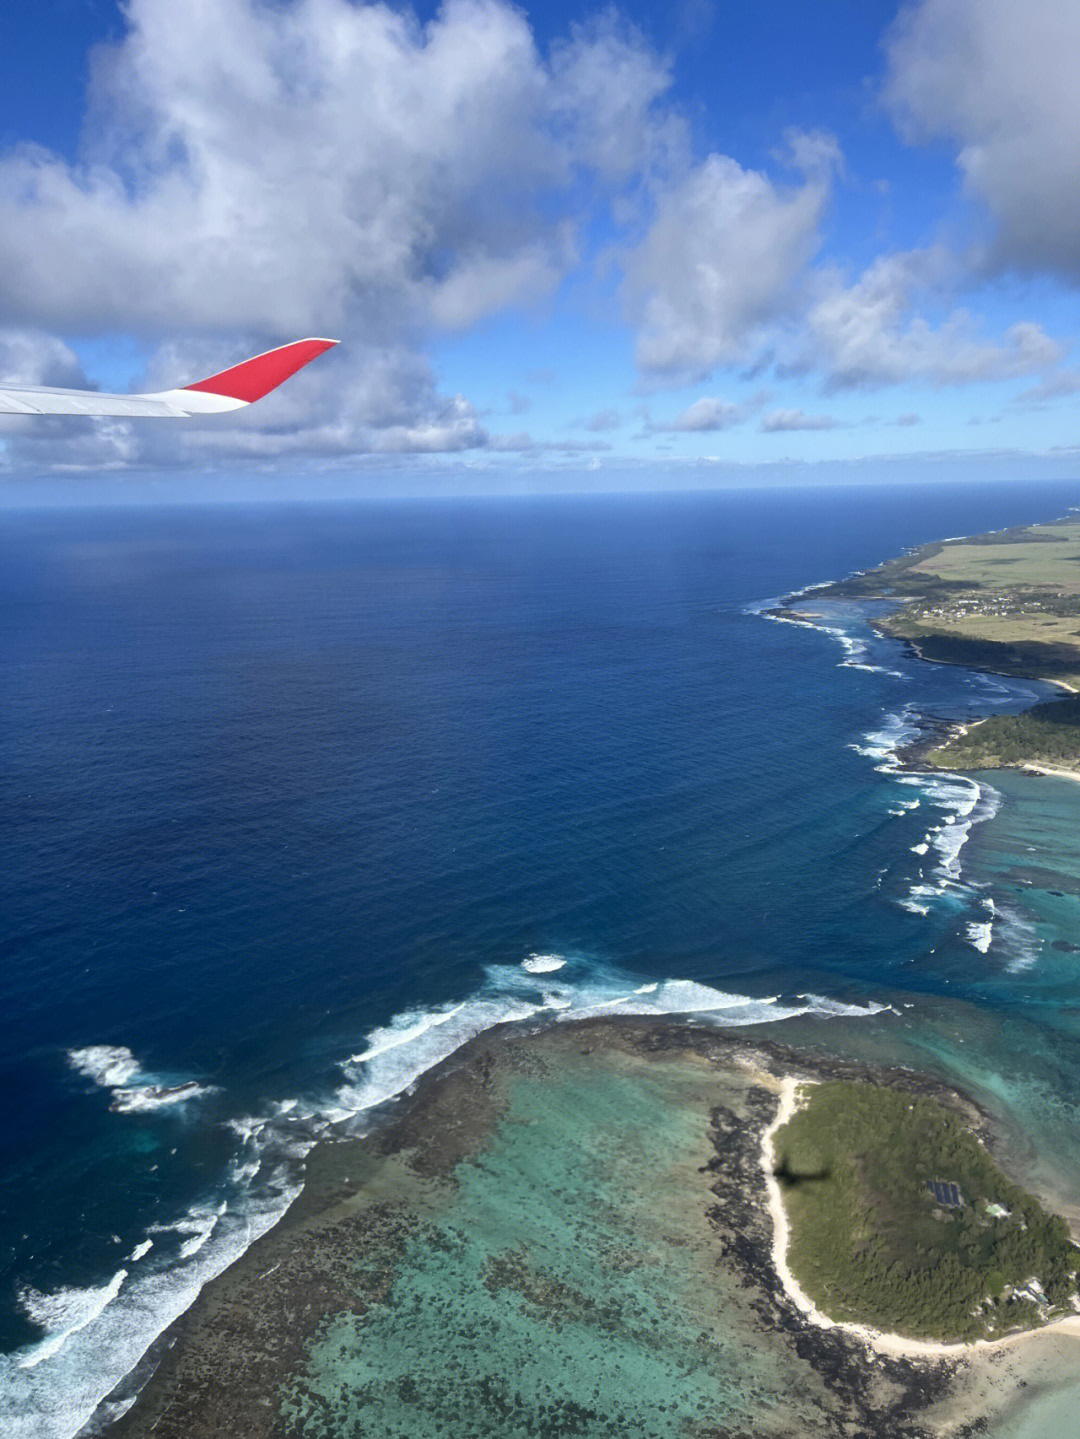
[183, 338, 340, 404]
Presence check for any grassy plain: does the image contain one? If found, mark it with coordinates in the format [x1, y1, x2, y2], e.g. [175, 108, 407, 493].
[909, 526, 1080, 591]
[774, 1082, 1078, 1342]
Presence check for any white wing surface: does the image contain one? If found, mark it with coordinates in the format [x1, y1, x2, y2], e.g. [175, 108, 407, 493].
[0, 339, 338, 418]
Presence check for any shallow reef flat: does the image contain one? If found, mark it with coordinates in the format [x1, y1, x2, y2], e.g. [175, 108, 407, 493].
[106, 1019, 1069, 1438]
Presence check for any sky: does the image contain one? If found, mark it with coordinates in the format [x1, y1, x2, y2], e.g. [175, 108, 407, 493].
[2, 0, 1080, 498]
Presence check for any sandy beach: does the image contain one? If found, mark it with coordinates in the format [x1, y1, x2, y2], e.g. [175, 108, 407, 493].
[1019, 764, 1080, 785]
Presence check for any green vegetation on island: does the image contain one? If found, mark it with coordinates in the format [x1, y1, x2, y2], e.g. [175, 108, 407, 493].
[815, 517, 1080, 771]
[774, 1081, 1079, 1342]
[928, 694, 1080, 772]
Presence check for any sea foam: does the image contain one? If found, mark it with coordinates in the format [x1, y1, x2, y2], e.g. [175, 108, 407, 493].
[22, 961, 888, 1439]
[17, 1272, 129, 1372]
[894, 774, 1001, 909]
[846, 697, 1003, 919]
[521, 953, 567, 974]
[110, 1082, 215, 1114]
[2, 1171, 302, 1439]
[993, 906, 1044, 972]
[760, 607, 905, 678]
[849, 708, 921, 771]
[330, 963, 887, 1124]
[67, 1047, 140, 1089]
[66, 1046, 211, 1114]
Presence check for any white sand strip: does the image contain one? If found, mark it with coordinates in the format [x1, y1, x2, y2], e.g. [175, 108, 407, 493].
[1019, 764, 1080, 785]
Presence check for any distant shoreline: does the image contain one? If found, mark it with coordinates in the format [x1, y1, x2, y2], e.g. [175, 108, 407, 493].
[768, 613, 1080, 780]
[773, 515, 1080, 778]
[876, 630, 1080, 776]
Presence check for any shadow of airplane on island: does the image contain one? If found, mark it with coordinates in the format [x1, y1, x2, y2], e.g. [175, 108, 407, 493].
[773, 1155, 831, 1187]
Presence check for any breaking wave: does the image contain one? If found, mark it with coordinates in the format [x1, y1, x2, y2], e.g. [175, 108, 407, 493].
[849, 708, 922, 771]
[751, 595, 906, 678]
[893, 773, 1002, 908]
[67, 1047, 141, 1090]
[1, 1170, 300, 1439]
[11, 958, 889, 1438]
[67, 1047, 213, 1114]
[329, 960, 887, 1124]
[521, 953, 567, 974]
[844, 699, 1004, 925]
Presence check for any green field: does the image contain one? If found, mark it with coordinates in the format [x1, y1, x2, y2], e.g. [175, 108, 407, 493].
[829, 519, 1080, 602]
[774, 1081, 1078, 1342]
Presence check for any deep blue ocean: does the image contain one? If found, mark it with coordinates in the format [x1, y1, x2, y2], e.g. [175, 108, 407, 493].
[5, 479, 1080, 1436]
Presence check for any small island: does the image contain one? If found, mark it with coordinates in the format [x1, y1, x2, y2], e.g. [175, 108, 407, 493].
[771, 1080, 1078, 1343]
[805, 516, 1080, 774]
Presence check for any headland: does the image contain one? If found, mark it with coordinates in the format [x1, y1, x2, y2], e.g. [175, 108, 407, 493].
[776, 517, 1080, 775]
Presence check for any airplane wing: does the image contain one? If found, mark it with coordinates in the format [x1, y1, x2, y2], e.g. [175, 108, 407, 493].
[0, 338, 338, 417]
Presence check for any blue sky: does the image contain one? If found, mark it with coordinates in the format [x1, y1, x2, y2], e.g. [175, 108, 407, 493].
[2, 0, 1080, 497]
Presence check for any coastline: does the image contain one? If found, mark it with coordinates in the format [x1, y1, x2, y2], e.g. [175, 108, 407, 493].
[882, 630, 1080, 776]
[877, 626, 1078, 698]
[768, 596, 1080, 781]
[793, 513, 1080, 780]
[104, 1014, 1079, 1438]
[13, 489, 1080, 1439]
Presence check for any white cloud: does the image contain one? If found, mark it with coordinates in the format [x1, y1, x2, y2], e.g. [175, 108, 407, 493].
[642, 388, 771, 434]
[0, 330, 88, 389]
[547, 12, 680, 184]
[806, 249, 1062, 390]
[660, 397, 743, 432]
[1016, 370, 1080, 404]
[0, 0, 675, 469]
[486, 432, 608, 453]
[0, 330, 138, 473]
[369, 395, 488, 454]
[0, 335, 491, 470]
[625, 134, 837, 385]
[760, 408, 840, 432]
[425, 237, 573, 331]
[571, 408, 623, 432]
[1, 0, 667, 337]
[4, 0, 1073, 476]
[885, 0, 1080, 279]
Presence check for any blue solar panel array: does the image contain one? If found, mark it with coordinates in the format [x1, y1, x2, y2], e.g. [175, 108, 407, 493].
[926, 1180, 963, 1207]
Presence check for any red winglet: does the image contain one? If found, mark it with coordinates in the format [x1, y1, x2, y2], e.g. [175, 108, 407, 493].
[183, 338, 338, 403]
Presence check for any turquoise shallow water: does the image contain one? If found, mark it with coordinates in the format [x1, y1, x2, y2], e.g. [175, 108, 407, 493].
[282, 1050, 823, 1439]
[735, 757, 1080, 1438]
[926, 770, 1080, 1222]
[748, 752, 1080, 1230]
[965, 769, 1080, 984]
[990, 1379, 1080, 1439]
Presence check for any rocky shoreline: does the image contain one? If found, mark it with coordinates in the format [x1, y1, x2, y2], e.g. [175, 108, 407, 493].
[765, 599, 1078, 778]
